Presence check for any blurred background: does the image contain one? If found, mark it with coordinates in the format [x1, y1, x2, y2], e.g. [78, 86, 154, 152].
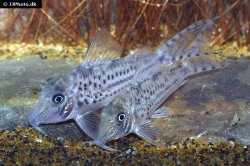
[0, 0, 249, 55]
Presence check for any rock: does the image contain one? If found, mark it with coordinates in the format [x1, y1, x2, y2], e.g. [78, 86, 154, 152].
[162, 64, 250, 145]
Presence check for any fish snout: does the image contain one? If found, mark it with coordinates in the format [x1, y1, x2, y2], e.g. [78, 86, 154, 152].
[27, 114, 47, 135]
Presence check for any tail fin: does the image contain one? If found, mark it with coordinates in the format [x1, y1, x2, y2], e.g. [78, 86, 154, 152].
[179, 55, 236, 77]
[156, 17, 220, 64]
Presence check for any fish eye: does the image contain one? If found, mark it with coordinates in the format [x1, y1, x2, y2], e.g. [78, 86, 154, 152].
[52, 94, 65, 104]
[117, 112, 126, 122]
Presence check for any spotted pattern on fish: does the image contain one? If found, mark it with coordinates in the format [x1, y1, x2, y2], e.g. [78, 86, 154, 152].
[67, 55, 161, 110]
[131, 69, 185, 119]
[130, 55, 231, 121]
[27, 18, 221, 136]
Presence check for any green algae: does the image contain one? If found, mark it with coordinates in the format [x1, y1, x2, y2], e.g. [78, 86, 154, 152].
[0, 41, 249, 61]
[7, 96, 38, 107]
[0, 126, 250, 165]
[0, 42, 87, 62]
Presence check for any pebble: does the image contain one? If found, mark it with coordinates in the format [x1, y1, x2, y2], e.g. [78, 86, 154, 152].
[125, 148, 131, 154]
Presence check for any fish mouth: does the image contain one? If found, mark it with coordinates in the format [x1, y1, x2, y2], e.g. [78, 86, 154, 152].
[27, 114, 47, 135]
[96, 124, 120, 142]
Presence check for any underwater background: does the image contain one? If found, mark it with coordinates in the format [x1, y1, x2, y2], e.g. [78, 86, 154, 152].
[0, 0, 250, 165]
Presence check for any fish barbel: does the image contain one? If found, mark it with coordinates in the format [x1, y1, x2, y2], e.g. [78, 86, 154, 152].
[87, 55, 236, 151]
[27, 17, 221, 137]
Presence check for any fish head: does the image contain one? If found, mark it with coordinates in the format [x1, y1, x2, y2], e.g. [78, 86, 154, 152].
[95, 94, 134, 143]
[28, 78, 74, 135]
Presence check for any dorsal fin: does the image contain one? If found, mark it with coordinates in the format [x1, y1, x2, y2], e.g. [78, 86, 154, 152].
[82, 29, 123, 64]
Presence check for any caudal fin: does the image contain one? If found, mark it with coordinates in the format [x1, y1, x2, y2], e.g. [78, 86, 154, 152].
[156, 17, 220, 64]
[180, 55, 237, 77]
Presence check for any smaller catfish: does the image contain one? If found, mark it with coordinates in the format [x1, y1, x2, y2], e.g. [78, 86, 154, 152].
[86, 55, 237, 151]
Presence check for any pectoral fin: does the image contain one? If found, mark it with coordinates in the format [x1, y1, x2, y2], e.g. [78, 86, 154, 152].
[87, 140, 116, 151]
[134, 107, 172, 147]
[75, 111, 100, 139]
[150, 107, 172, 119]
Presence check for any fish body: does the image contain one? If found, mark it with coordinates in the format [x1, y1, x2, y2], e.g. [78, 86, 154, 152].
[88, 55, 235, 151]
[27, 18, 220, 137]
[28, 50, 161, 135]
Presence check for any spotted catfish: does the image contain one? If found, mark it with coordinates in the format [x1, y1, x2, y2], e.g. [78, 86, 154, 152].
[28, 17, 221, 137]
[86, 55, 236, 151]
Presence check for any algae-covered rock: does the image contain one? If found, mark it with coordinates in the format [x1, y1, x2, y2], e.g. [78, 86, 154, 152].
[1, 127, 250, 165]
